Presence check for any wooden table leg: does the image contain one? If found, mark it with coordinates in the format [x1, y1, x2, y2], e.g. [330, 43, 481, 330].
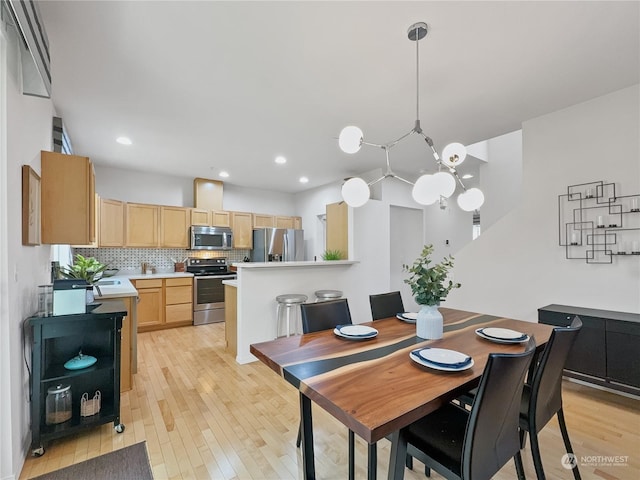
[300, 392, 316, 480]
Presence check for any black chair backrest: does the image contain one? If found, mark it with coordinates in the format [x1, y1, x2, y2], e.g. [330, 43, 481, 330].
[529, 316, 582, 431]
[300, 298, 352, 334]
[462, 337, 536, 479]
[369, 291, 405, 320]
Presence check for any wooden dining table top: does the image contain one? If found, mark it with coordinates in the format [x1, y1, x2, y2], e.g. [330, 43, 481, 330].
[250, 307, 554, 444]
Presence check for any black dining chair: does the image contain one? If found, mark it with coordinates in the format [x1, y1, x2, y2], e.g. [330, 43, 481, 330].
[369, 291, 405, 320]
[388, 338, 536, 480]
[520, 316, 583, 480]
[300, 298, 352, 333]
[296, 299, 358, 479]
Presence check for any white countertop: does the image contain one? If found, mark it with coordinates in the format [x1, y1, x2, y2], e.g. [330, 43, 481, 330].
[231, 260, 358, 269]
[92, 276, 138, 299]
[222, 279, 238, 287]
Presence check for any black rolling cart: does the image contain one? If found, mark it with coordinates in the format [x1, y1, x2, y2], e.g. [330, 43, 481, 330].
[27, 301, 127, 456]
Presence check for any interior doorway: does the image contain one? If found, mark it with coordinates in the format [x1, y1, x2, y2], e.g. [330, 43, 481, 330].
[390, 206, 424, 312]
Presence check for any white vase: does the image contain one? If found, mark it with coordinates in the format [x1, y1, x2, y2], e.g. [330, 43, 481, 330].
[416, 304, 443, 340]
[86, 288, 95, 304]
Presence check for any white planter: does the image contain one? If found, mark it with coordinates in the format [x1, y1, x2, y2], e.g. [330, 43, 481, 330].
[416, 304, 443, 339]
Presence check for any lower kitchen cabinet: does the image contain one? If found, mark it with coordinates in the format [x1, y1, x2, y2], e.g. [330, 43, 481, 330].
[538, 304, 640, 394]
[133, 279, 163, 330]
[27, 301, 127, 456]
[134, 276, 193, 332]
[165, 277, 193, 326]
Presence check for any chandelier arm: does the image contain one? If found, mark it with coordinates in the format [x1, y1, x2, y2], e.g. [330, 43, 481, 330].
[361, 140, 386, 149]
[450, 169, 468, 191]
[386, 128, 418, 149]
[392, 174, 415, 186]
[366, 176, 386, 187]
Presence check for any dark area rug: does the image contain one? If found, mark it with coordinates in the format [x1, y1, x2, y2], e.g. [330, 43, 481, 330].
[30, 442, 153, 480]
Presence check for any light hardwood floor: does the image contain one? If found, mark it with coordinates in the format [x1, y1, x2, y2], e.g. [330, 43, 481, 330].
[20, 323, 639, 480]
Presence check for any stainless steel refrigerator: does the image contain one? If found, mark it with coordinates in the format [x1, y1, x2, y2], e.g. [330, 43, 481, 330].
[251, 228, 304, 262]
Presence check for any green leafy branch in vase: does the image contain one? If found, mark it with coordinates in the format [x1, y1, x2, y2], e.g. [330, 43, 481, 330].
[403, 244, 461, 306]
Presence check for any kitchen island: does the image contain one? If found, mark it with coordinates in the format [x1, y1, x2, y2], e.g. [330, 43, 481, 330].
[91, 277, 138, 390]
[230, 261, 358, 363]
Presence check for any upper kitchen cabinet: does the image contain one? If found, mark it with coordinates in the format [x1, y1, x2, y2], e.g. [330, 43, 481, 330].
[253, 214, 275, 228]
[190, 208, 210, 226]
[211, 210, 231, 227]
[230, 211, 253, 249]
[125, 203, 159, 247]
[275, 216, 302, 229]
[99, 198, 124, 247]
[194, 178, 223, 211]
[41, 151, 96, 245]
[160, 206, 190, 248]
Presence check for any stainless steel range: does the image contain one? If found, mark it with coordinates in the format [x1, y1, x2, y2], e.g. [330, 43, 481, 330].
[187, 257, 236, 325]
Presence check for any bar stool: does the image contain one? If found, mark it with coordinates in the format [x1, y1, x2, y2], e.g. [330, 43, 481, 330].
[314, 290, 343, 302]
[276, 294, 308, 338]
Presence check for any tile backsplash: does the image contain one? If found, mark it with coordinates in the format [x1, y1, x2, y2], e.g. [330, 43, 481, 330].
[74, 248, 251, 273]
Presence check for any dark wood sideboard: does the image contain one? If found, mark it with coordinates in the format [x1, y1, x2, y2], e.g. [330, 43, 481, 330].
[538, 304, 640, 395]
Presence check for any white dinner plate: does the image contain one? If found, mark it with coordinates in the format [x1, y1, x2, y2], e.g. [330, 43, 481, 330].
[334, 325, 378, 339]
[475, 328, 530, 344]
[416, 348, 471, 367]
[410, 349, 474, 372]
[396, 312, 417, 323]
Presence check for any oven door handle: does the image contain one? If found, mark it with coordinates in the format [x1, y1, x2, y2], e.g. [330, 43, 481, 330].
[194, 274, 237, 280]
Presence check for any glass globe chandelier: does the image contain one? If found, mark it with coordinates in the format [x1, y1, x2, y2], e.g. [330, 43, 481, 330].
[339, 22, 485, 212]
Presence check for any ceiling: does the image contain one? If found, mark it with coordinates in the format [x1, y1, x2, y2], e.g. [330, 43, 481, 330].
[37, 1, 639, 194]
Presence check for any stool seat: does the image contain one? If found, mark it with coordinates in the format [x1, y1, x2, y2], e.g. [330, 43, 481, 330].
[314, 290, 343, 301]
[276, 294, 308, 304]
[276, 294, 308, 338]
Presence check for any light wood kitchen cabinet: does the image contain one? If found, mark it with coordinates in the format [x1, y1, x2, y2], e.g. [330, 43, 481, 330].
[231, 211, 253, 249]
[164, 277, 193, 326]
[125, 203, 159, 247]
[194, 177, 223, 210]
[253, 214, 275, 228]
[72, 193, 100, 248]
[275, 215, 302, 229]
[160, 206, 190, 248]
[326, 202, 348, 258]
[133, 279, 163, 329]
[134, 277, 193, 332]
[118, 296, 133, 392]
[41, 151, 96, 245]
[211, 210, 231, 227]
[99, 198, 125, 247]
[190, 208, 210, 226]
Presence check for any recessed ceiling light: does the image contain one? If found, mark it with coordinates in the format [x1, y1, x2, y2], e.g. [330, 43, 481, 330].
[116, 136, 132, 145]
[299, 176, 309, 184]
[275, 156, 287, 164]
[462, 174, 473, 179]
[219, 171, 229, 178]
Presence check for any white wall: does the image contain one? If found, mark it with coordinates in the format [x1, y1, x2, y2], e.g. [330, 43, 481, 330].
[95, 165, 297, 216]
[2, 22, 55, 480]
[447, 85, 640, 321]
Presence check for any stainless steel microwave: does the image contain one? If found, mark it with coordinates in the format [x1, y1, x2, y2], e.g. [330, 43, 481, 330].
[190, 226, 233, 250]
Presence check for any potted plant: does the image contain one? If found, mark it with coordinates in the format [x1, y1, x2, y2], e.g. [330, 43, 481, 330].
[59, 254, 114, 303]
[321, 249, 343, 261]
[403, 244, 461, 339]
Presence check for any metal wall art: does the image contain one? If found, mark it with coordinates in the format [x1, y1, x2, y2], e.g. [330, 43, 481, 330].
[559, 181, 640, 264]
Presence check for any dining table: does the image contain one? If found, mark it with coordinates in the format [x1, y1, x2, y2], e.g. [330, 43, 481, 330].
[250, 307, 554, 480]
